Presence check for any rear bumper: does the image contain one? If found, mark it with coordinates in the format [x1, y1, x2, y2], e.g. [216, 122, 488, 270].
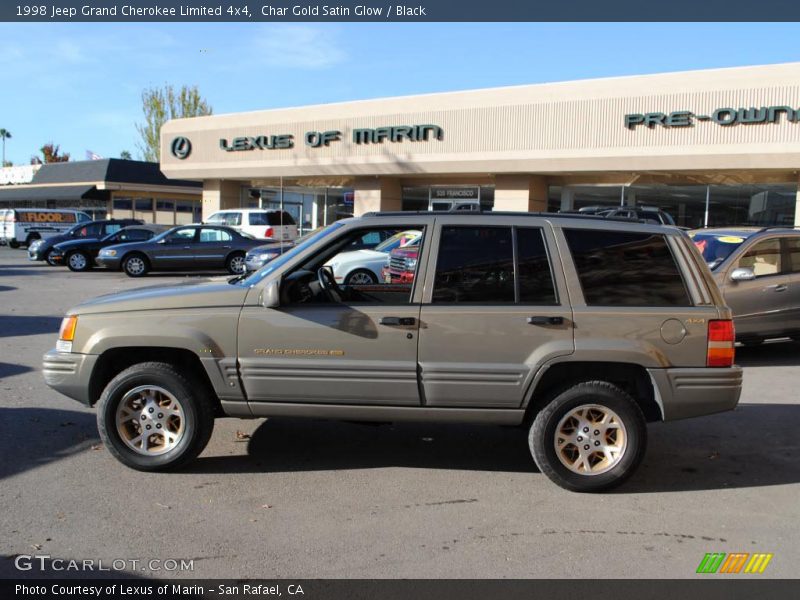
[649, 366, 743, 421]
[42, 349, 97, 406]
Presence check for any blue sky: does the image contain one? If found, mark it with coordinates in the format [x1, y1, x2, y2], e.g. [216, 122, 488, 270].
[1, 22, 800, 165]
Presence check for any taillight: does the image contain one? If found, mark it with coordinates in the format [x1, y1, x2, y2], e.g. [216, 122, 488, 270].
[707, 319, 735, 367]
[264, 227, 274, 238]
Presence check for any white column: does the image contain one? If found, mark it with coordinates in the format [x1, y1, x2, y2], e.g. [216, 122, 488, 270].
[560, 187, 575, 211]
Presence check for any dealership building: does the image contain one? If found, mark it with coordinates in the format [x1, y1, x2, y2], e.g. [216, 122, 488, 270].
[159, 63, 800, 233]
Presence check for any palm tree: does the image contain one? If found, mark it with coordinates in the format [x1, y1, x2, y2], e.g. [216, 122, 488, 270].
[0, 129, 11, 166]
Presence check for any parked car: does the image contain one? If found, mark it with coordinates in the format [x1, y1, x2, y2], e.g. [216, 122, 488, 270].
[383, 237, 421, 284]
[95, 224, 263, 276]
[44, 212, 742, 492]
[28, 219, 142, 264]
[1, 208, 91, 249]
[49, 225, 169, 272]
[600, 207, 676, 225]
[690, 226, 800, 344]
[326, 229, 422, 285]
[204, 209, 299, 242]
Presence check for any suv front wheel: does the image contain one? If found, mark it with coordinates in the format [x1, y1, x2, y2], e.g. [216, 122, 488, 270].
[529, 381, 646, 492]
[97, 362, 215, 471]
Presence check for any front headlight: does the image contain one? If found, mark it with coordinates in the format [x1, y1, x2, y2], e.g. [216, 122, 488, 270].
[101, 249, 117, 257]
[56, 315, 78, 353]
[406, 258, 418, 270]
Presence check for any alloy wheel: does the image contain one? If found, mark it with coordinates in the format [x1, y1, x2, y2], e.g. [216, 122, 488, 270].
[126, 256, 145, 275]
[553, 404, 627, 476]
[68, 253, 87, 270]
[115, 385, 185, 456]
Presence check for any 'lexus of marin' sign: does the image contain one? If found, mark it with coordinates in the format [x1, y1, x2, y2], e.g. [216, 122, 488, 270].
[625, 105, 800, 129]
[218, 124, 444, 153]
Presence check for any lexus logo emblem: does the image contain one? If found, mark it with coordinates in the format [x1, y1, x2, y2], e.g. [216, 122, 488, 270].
[170, 137, 192, 159]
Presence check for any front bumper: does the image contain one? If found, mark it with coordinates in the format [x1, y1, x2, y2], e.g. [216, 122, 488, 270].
[95, 255, 121, 269]
[649, 366, 743, 421]
[42, 349, 97, 405]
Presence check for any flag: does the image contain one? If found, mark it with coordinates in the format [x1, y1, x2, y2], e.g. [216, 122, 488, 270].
[85, 150, 103, 161]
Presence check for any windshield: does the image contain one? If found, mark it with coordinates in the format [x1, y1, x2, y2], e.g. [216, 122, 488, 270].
[690, 232, 748, 270]
[238, 222, 345, 286]
[374, 230, 421, 253]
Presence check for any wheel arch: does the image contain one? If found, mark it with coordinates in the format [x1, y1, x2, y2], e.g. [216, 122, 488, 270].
[88, 347, 223, 416]
[524, 361, 662, 423]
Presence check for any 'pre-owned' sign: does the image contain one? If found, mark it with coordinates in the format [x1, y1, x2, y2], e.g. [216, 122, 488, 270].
[218, 124, 444, 153]
[624, 106, 799, 129]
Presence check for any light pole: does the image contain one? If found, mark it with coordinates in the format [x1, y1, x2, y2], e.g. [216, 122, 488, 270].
[0, 129, 11, 166]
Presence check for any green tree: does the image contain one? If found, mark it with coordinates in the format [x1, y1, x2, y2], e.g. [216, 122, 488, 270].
[0, 128, 11, 166]
[31, 142, 70, 164]
[135, 84, 212, 162]
[120, 150, 132, 160]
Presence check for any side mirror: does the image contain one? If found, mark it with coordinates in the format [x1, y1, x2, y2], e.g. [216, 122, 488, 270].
[261, 279, 280, 309]
[730, 267, 756, 282]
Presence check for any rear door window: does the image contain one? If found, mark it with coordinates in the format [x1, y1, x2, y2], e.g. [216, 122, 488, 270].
[738, 239, 782, 277]
[786, 238, 800, 273]
[517, 228, 557, 305]
[564, 229, 690, 307]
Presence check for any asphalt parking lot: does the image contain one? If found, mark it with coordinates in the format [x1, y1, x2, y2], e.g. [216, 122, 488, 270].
[0, 246, 798, 580]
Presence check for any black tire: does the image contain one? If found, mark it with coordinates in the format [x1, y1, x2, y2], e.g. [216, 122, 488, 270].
[66, 250, 92, 272]
[8, 240, 20, 249]
[225, 251, 246, 275]
[529, 381, 647, 493]
[97, 362, 215, 471]
[344, 268, 378, 286]
[25, 233, 40, 247]
[44, 248, 59, 266]
[122, 253, 150, 277]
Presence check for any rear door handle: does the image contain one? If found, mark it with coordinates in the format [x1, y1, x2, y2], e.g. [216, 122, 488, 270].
[380, 316, 417, 327]
[527, 316, 565, 326]
[765, 284, 788, 292]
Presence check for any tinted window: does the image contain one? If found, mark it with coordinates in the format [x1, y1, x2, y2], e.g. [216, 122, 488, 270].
[433, 227, 514, 303]
[118, 229, 152, 242]
[564, 229, 690, 307]
[104, 223, 123, 235]
[166, 228, 196, 242]
[517, 228, 557, 305]
[260, 211, 296, 227]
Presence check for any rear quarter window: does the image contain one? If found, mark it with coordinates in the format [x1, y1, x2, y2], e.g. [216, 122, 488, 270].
[564, 229, 690, 307]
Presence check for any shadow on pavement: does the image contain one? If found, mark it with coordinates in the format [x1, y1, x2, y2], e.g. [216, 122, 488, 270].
[0, 362, 33, 379]
[0, 315, 61, 338]
[735, 339, 800, 367]
[187, 403, 799, 493]
[190, 419, 534, 475]
[0, 407, 99, 481]
[0, 285, 17, 292]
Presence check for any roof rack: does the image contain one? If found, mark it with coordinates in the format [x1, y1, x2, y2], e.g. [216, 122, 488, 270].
[758, 225, 800, 232]
[361, 209, 646, 223]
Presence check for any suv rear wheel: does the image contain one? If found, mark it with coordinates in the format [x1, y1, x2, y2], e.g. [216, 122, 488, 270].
[97, 362, 215, 471]
[529, 381, 646, 492]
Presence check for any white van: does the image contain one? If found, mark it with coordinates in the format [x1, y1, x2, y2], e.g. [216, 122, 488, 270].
[205, 208, 299, 241]
[1, 208, 92, 248]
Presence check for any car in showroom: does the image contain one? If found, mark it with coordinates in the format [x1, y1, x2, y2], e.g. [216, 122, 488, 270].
[49, 225, 169, 272]
[95, 224, 263, 277]
[43, 212, 741, 492]
[28, 218, 142, 265]
[690, 226, 800, 344]
[204, 209, 299, 242]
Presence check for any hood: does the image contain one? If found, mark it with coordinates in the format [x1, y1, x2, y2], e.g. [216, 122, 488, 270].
[54, 237, 101, 251]
[40, 234, 71, 249]
[334, 249, 386, 264]
[69, 279, 249, 316]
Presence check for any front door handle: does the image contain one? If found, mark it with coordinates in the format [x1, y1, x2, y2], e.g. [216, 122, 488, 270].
[527, 316, 565, 326]
[380, 316, 417, 327]
[765, 284, 788, 292]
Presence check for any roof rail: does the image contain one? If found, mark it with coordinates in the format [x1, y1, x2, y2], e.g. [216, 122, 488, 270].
[361, 210, 643, 223]
[757, 225, 800, 232]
